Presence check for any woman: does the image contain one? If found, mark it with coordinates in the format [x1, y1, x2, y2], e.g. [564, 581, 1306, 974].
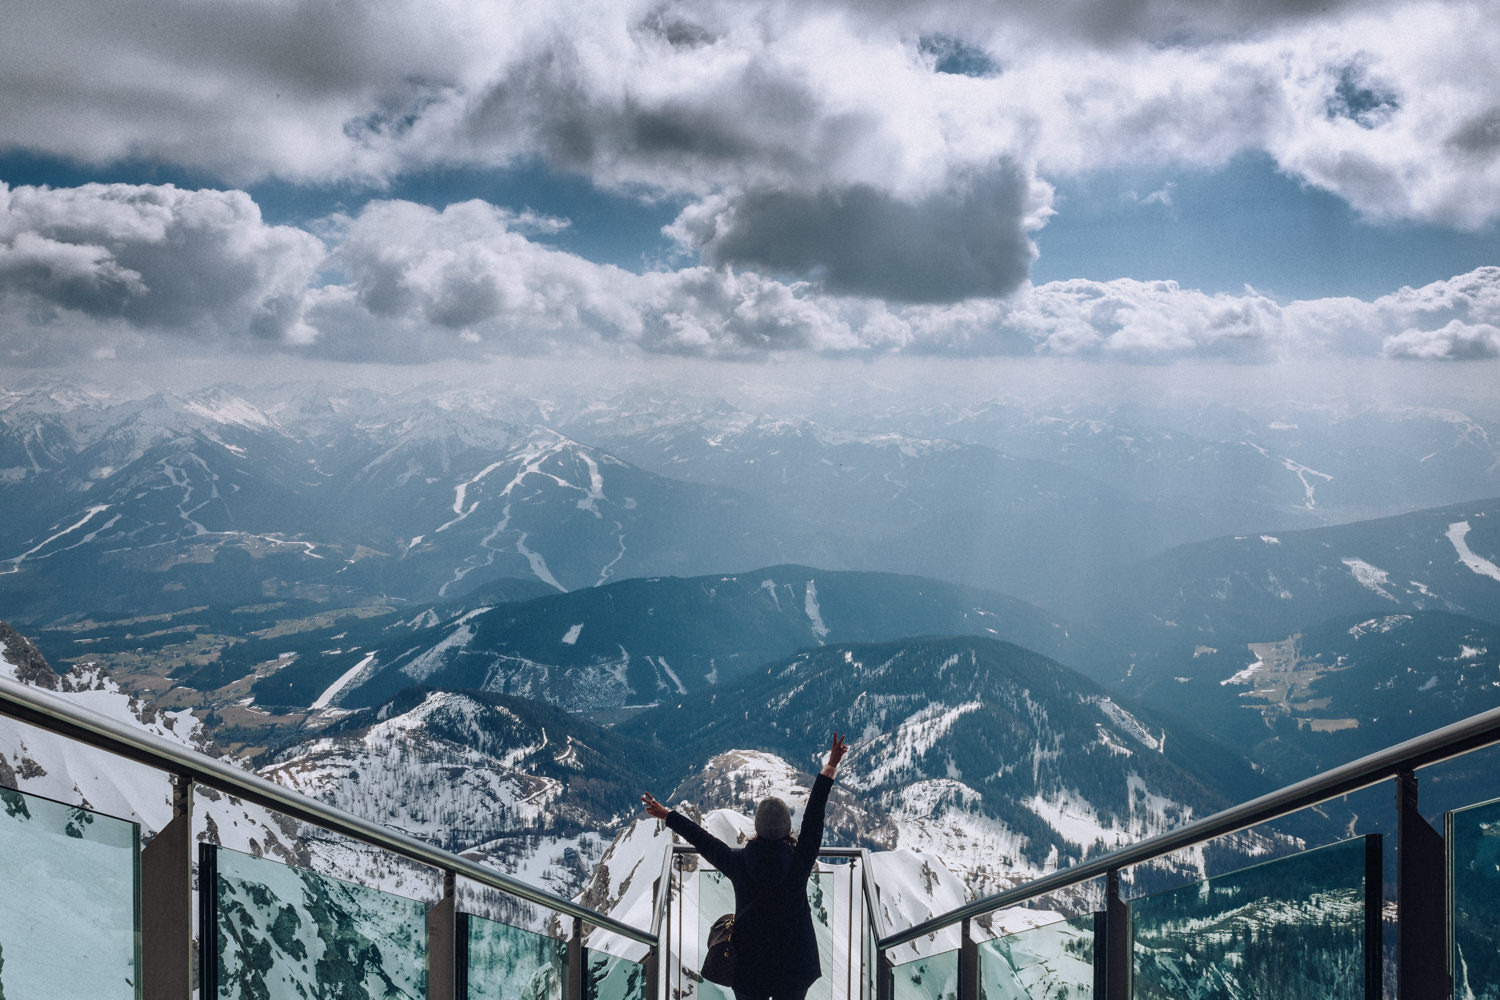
[641, 733, 849, 1000]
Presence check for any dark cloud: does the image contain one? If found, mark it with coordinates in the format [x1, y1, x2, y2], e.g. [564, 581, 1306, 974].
[673, 164, 1038, 303]
[1449, 107, 1500, 156]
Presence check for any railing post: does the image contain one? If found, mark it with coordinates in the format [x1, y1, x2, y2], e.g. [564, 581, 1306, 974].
[1103, 867, 1130, 1000]
[428, 869, 457, 1000]
[958, 917, 978, 1000]
[569, 915, 586, 1000]
[141, 772, 193, 1000]
[876, 948, 893, 1000]
[1396, 769, 1448, 1000]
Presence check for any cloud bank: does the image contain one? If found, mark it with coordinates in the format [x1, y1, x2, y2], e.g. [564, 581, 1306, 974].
[3, 182, 1496, 365]
[1, 0, 1496, 311]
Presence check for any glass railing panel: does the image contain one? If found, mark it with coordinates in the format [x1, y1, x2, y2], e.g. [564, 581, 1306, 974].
[695, 866, 839, 1000]
[461, 912, 567, 1000]
[203, 843, 429, 999]
[0, 786, 141, 999]
[1449, 796, 1500, 1000]
[978, 914, 1095, 1000]
[1130, 835, 1380, 1000]
[889, 948, 959, 1000]
[586, 948, 646, 1000]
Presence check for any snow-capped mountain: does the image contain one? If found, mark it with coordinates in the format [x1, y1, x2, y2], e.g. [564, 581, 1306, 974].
[257, 687, 664, 895]
[1089, 497, 1500, 654]
[321, 566, 1117, 715]
[619, 635, 1277, 896]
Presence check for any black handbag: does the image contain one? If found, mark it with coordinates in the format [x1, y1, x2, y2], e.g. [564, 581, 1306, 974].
[701, 912, 738, 986]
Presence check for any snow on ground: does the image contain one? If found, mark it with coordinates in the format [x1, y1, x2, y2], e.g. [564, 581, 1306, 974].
[1095, 698, 1163, 751]
[1281, 458, 1332, 509]
[805, 579, 830, 640]
[1348, 615, 1412, 638]
[312, 652, 377, 710]
[857, 701, 984, 788]
[760, 579, 783, 610]
[562, 623, 583, 645]
[652, 656, 688, 695]
[1342, 558, 1398, 601]
[1, 504, 111, 573]
[1447, 521, 1500, 583]
[399, 611, 486, 681]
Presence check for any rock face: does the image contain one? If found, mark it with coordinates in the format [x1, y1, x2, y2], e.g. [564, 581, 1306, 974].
[0, 622, 58, 690]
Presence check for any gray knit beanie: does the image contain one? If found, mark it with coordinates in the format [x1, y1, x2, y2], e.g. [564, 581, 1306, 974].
[754, 797, 792, 840]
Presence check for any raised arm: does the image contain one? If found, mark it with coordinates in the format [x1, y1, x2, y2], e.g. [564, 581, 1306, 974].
[821, 732, 847, 779]
[641, 791, 738, 872]
[797, 733, 848, 867]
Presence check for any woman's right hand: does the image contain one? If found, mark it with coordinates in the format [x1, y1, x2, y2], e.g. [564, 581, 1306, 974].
[825, 732, 848, 774]
[640, 792, 670, 820]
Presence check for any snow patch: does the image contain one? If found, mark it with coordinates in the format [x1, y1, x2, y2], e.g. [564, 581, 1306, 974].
[1447, 521, 1500, 583]
[561, 624, 583, 645]
[1096, 698, 1162, 751]
[805, 580, 830, 640]
[1221, 658, 1265, 686]
[1342, 558, 1398, 601]
[311, 652, 377, 710]
[1348, 615, 1412, 638]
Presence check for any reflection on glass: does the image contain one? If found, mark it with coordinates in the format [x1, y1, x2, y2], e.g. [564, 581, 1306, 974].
[208, 844, 428, 1000]
[586, 948, 646, 1000]
[0, 786, 140, 1000]
[890, 948, 958, 1000]
[696, 867, 837, 1000]
[1449, 796, 1500, 1000]
[978, 914, 1094, 1000]
[463, 913, 566, 1000]
[1131, 836, 1378, 1000]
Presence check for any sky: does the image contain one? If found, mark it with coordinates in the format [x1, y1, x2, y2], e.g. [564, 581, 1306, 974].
[0, 0, 1497, 390]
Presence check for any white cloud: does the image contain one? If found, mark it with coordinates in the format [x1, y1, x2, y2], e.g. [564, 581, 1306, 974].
[0, 183, 325, 353]
[1383, 320, 1500, 360]
[4, 0, 1493, 303]
[0, 181, 1495, 366]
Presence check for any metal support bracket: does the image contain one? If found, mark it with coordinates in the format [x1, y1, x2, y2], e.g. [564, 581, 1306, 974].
[1397, 769, 1448, 1000]
[429, 869, 458, 1000]
[141, 773, 193, 1000]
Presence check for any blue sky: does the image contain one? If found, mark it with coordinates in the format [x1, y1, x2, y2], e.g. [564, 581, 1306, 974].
[0, 0, 1495, 374]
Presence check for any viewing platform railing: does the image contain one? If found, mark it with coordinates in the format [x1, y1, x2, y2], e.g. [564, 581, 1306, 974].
[5, 670, 1500, 1000]
[0, 674, 656, 1000]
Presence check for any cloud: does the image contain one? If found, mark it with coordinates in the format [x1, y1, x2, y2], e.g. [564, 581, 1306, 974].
[1, 181, 1495, 367]
[1383, 320, 1500, 360]
[4, 0, 1497, 263]
[0, 183, 325, 349]
[666, 164, 1044, 302]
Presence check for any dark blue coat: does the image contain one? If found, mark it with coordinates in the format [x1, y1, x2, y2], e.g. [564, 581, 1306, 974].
[666, 773, 834, 993]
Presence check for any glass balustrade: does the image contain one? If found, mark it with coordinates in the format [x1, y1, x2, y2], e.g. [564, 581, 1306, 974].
[1449, 796, 1500, 1000]
[461, 911, 567, 1000]
[203, 843, 429, 1000]
[889, 947, 959, 1000]
[977, 913, 1095, 1000]
[1130, 836, 1380, 1000]
[586, 948, 647, 1000]
[0, 786, 141, 1000]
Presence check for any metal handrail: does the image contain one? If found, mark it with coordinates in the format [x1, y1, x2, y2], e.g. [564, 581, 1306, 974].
[0, 675, 655, 945]
[880, 701, 1500, 950]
